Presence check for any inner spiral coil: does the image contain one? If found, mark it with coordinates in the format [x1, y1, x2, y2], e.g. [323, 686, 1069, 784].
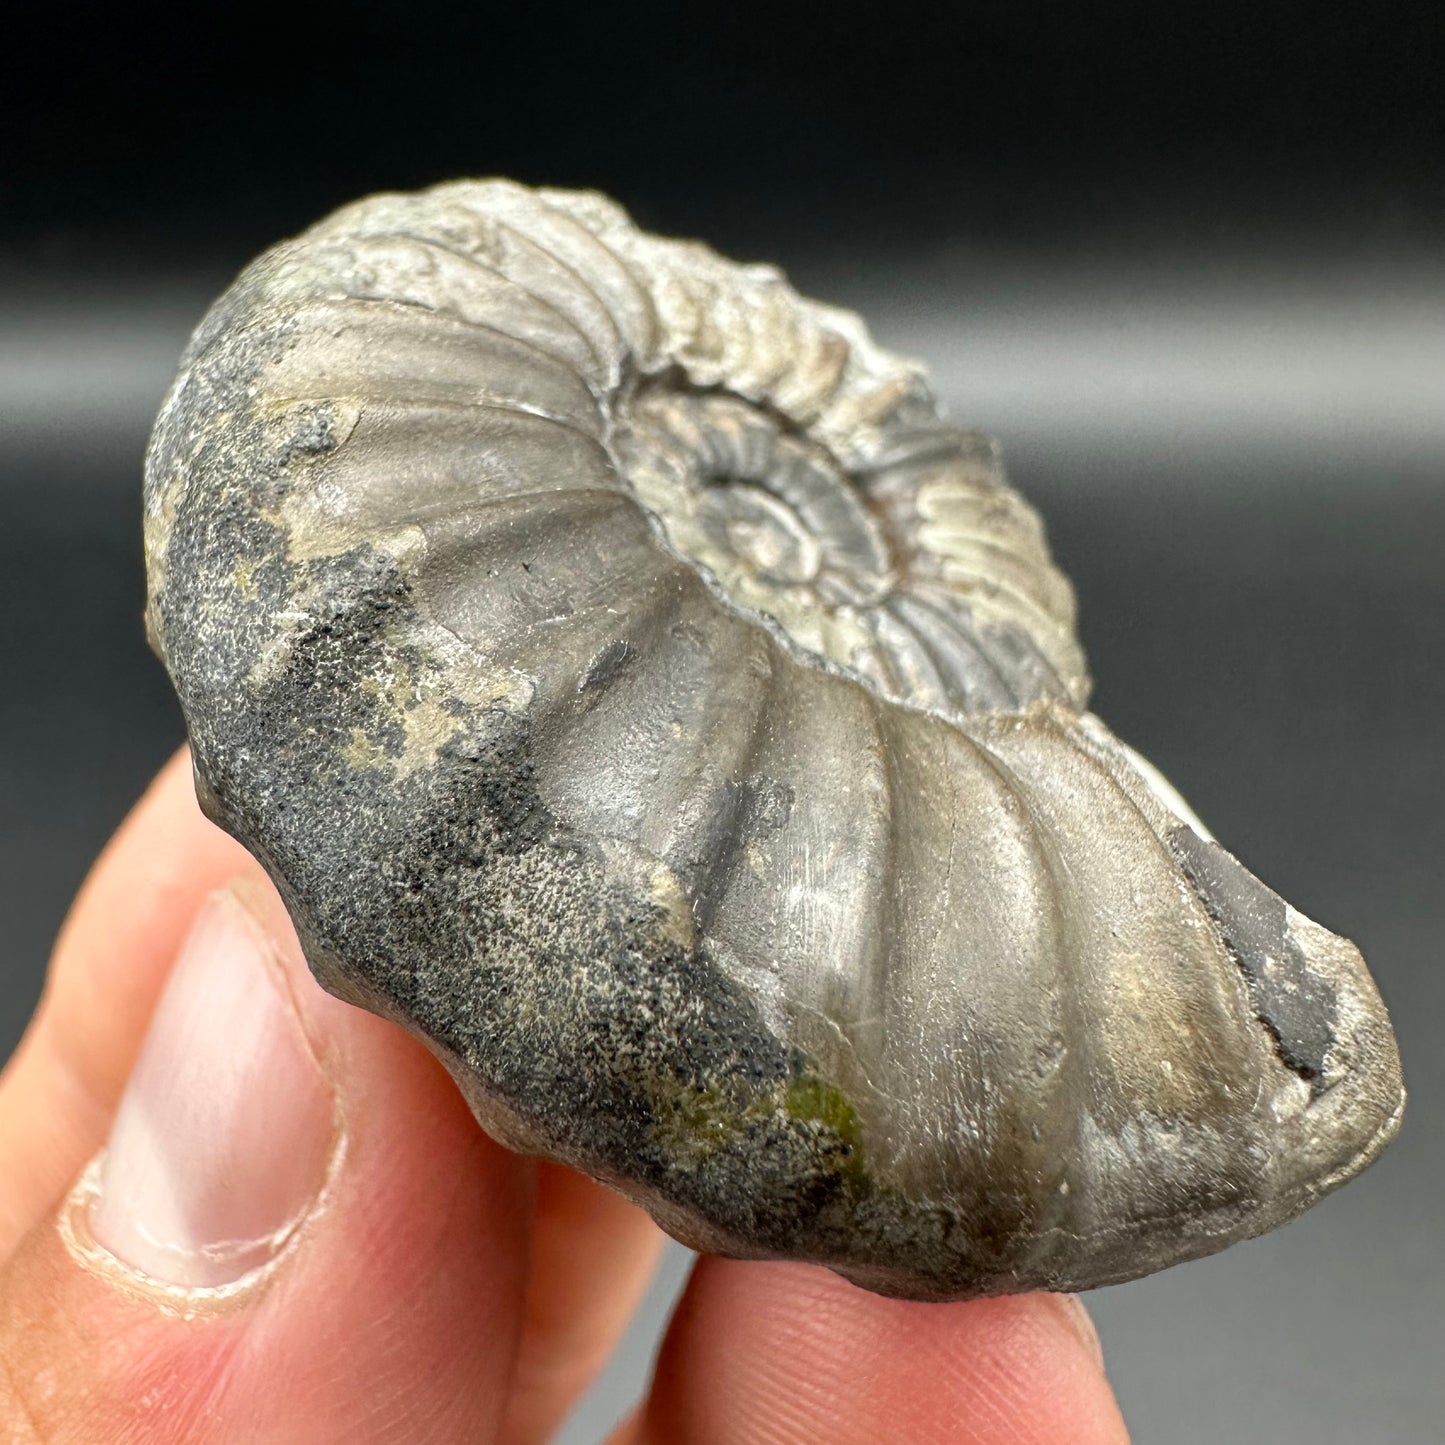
[616, 381, 1077, 718]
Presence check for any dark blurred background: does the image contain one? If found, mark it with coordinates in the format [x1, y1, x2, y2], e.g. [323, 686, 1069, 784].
[3, 3, 1441, 1440]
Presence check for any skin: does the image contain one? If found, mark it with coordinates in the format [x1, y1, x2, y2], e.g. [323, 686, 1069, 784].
[0, 750, 1129, 1443]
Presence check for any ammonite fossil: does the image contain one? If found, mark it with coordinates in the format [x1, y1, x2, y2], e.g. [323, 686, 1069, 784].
[143, 181, 1404, 1300]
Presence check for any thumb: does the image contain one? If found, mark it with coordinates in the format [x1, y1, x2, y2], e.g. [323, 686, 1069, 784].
[0, 879, 533, 1444]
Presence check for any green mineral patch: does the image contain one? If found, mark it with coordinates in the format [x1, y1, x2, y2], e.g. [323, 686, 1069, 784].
[784, 1075, 864, 1153]
[647, 1069, 870, 1188]
[784, 1074, 870, 1187]
[651, 1083, 748, 1166]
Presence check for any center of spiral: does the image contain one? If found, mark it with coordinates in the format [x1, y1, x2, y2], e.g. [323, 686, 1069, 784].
[614, 386, 897, 670]
[612, 380, 1078, 716]
[705, 484, 823, 586]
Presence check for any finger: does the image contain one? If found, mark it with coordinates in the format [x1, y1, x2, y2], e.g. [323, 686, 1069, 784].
[1, 750, 671, 1443]
[0, 749, 253, 1252]
[0, 876, 534, 1444]
[498, 1166, 665, 1445]
[618, 1258, 1129, 1445]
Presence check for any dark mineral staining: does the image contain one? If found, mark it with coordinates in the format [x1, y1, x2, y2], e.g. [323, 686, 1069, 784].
[578, 638, 639, 695]
[1168, 825, 1337, 1091]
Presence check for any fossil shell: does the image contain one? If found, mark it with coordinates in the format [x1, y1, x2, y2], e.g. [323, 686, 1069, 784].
[143, 181, 1404, 1300]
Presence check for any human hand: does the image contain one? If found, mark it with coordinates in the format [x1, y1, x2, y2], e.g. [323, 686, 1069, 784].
[0, 750, 1130, 1443]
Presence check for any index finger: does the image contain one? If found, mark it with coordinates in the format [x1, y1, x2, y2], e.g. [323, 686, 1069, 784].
[0, 748, 255, 1251]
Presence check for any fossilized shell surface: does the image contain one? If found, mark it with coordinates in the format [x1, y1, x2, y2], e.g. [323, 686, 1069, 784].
[143, 181, 1404, 1300]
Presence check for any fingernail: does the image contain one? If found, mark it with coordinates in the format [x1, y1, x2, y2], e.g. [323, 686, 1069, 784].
[89, 886, 337, 1287]
[1054, 1294, 1106, 1370]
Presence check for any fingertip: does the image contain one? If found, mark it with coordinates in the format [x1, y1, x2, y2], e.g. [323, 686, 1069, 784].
[86, 885, 341, 1288]
[0, 868, 537, 1444]
[638, 1259, 1129, 1445]
[51, 747, 243, 962]
[0, 749, 262, 1254]
[41, 747, 261, 1084]
[1053, 1290, 1107, 1371]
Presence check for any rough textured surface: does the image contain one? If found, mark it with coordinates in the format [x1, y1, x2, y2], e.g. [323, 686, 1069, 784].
[142, 180, 1404, 1300]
